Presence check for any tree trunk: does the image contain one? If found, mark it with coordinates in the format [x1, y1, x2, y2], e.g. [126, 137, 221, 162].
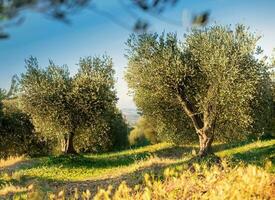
[176, 92, 216, 157]
[198, 131, 214, 157]
[61, 132, 77, 154]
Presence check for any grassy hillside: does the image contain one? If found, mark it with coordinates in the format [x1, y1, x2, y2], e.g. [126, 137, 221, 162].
[0, 139, 274, 199]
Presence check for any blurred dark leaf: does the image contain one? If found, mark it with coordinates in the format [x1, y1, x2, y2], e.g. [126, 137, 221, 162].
[192, 11, 210, 26]
[134, 0, 149, 10]
[0, 32, 9, 39]
[53, 11, 66, 19]
[133, 19, 149, 32]
[0, 0, 208, 40]
[133, 0, 179, 13]
[153, 0, 160, 7]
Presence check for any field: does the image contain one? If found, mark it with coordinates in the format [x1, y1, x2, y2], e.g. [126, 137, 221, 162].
[0, 139, 274, 199]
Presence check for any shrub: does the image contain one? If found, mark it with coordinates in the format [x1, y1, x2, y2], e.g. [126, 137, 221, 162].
[129, 117, 158, 146]
[0, 99, 51, 158]
[128, 127, 150, 147]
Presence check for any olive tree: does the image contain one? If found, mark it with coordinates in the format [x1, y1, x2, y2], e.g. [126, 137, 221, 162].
[20, 56, 118, 154]
[125, 25, 272, 156]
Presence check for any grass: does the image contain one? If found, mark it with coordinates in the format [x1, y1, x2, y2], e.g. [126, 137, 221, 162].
[216, 139, 275, 171]
[0, 156, 26, 169]
[0, 139, 274, 199]
[8, 143, 181, 181]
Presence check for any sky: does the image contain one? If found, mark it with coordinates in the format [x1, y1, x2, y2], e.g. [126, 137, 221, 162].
[0, 0, 274, 109]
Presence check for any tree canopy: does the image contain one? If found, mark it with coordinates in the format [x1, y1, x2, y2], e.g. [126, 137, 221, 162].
[125, 25, 273, 156]
[20, 55, 126, 154]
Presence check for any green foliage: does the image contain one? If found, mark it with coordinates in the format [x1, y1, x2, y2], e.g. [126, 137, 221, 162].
[110, 110, 130, 150]
[125, 25, 273, 145]
[75, 109, 129, 152]
[129, 117, 158, 146]
[128, 127, 150, 147]
[20, 55, 128, 153]
[0, 99, 50, 158]
[0, 89, 5, 121]
[269, 52, 275, 137]
[20, 58, 72, 140]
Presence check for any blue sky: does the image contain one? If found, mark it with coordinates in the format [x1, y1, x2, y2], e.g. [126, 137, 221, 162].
[0, 0, 274, 109]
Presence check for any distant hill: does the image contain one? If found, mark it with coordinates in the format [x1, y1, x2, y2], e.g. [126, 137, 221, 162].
[120, 108, 140, 126]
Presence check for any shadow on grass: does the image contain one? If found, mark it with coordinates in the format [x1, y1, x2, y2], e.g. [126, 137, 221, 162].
[154, 146, 196, 159]
[52, 161, 189, 194]
[212, 140, 255, 153]
[1, 139, 263, 174]
[47, 141, 274, 195]
[42, 153, 150, 169]
[1, 139, 270, 175]
[12, 145, 196, 172]
[229, 145, 275, 167]
[28, 158, 191, 195]
[0, 159, 188, 197]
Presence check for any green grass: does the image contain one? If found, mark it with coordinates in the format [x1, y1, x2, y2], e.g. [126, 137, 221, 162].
[216, 139, 275, 171]
[10, 143, 177, 181]
[0, 139, 274, 197]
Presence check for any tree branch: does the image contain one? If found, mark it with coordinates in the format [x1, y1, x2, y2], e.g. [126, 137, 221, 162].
[176, 87, 204, 133]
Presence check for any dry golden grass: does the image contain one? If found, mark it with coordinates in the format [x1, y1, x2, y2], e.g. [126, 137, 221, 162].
[0, 155, 26, 169]
[0, 184, 28, 196]
[47, 163, 275, 200]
